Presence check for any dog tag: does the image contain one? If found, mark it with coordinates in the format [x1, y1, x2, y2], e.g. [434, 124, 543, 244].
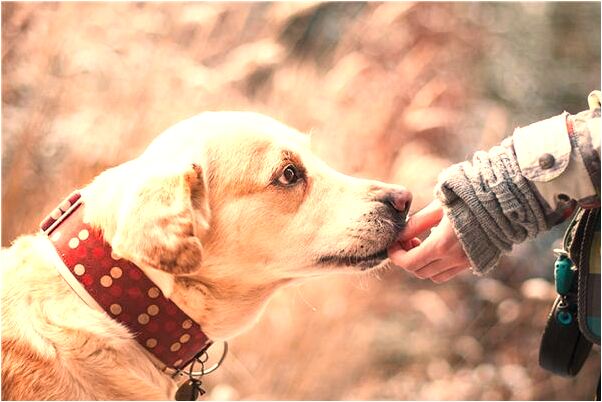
[175, 379, 205, 401]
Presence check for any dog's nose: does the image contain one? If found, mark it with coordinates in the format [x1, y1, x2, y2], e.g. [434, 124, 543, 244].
[383, 189, 413, 214]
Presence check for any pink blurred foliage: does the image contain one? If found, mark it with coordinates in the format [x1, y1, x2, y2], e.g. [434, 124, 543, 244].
[2, 2, 599, 400]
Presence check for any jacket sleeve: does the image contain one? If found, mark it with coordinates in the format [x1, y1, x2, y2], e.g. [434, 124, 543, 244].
[513, 91, 600, 210]
[435, 91, 601, 274]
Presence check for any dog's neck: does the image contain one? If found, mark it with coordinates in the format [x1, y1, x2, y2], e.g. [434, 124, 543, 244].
[169, 271, 291, 340]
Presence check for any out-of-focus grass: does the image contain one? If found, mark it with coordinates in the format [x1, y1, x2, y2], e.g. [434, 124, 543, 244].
[2, 2, 600, 400]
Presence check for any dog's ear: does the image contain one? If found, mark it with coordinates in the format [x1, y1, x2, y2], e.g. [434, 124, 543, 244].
[112, 163, 210, 275]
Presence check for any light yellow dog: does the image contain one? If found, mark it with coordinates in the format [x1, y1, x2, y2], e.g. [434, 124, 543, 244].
[1, 112, 411, 400]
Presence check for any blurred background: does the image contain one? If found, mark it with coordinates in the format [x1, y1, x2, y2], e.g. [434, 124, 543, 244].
[2, 2, 600, 400]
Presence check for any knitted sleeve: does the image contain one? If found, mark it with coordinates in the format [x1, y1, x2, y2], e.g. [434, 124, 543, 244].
[435, 137, 553, 274]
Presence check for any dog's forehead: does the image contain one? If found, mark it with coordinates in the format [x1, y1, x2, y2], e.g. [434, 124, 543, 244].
[207, 113, 310, 172]
[193, 112, 310, 162]
[162, 112, 312, 193]
[142, 111, 309, 167]
[199, 111, 308, 147]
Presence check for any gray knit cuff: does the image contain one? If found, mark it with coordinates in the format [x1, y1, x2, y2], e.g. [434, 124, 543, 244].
[443, 195, 503, 275]
[435, 139, 550, 274]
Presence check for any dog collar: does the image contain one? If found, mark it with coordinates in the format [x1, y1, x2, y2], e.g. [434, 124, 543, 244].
[40, 191, 211, 371]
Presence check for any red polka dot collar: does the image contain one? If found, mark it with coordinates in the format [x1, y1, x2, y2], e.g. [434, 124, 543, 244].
[40, 191, 211, 372]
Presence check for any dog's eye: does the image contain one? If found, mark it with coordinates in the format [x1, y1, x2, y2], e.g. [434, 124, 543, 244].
[276, 164, 301, 186]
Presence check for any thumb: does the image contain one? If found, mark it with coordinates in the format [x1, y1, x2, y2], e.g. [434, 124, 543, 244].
[399, 200, 444, 240]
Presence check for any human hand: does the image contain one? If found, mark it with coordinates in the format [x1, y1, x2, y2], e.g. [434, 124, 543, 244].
[388, 200, 471, 283]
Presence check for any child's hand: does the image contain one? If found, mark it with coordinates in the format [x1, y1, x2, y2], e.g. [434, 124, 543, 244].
[388, 200, 471, 283]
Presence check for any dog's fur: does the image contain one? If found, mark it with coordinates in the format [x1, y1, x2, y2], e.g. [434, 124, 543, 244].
[1, 112, 410, 400]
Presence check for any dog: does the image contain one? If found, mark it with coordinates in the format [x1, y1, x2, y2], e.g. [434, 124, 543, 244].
[1, 112, 411, 400]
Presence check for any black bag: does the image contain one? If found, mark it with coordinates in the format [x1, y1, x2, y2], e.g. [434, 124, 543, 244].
[539, 207, 600, 377]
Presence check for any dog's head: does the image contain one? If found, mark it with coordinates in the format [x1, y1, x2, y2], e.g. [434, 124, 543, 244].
[84, 112, 411, 337]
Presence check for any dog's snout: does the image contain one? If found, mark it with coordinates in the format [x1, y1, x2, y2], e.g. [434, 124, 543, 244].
[382, 189, 412, 214]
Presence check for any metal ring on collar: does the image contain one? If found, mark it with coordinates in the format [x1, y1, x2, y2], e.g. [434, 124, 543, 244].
[189, 341, 228, 376]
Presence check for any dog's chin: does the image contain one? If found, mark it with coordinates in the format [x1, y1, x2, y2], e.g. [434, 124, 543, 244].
[365, 257, 393, 272]
[316, 217, 407, 272]
[317, 248, 391, 271]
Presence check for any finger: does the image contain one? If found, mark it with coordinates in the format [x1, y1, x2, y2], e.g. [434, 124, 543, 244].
[410, 238, 422, 248]
[401, 237, 422, 251]
[413, 258, 457, 279]
[400, 200, 444, 240]
[389, 238, 421, 259]
[388, 238, 404, 255]
[431, 265, 469, 283]
[388, 234, 439, 272]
